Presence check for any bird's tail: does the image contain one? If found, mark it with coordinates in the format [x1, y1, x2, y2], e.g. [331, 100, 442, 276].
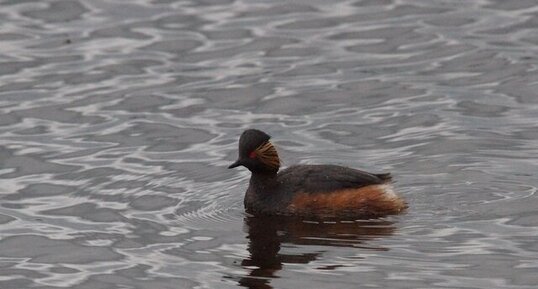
[375, 173, 392, 182]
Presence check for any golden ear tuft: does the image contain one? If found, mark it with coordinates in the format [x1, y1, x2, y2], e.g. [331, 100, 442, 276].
[254, 141, 280, 170]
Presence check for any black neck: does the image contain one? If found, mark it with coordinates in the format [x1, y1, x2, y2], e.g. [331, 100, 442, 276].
[245, 171, 283, 215]
[249, 171, 278, 192]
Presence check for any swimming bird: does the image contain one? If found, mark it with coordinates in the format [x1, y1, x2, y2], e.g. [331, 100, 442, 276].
[228, 129, 407, 219]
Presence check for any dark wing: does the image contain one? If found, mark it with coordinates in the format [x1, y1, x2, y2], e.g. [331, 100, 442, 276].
[277, 164, 390, 194]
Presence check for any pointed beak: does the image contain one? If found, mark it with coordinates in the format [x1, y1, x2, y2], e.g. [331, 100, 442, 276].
[228, 159, 242, 169]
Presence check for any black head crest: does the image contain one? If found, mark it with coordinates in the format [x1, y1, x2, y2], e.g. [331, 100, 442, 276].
[238, 129, 271, 157]
[229, 129, 280, 173]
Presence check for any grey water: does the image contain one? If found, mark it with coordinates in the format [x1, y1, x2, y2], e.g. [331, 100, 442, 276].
[0, 0, 537, 288]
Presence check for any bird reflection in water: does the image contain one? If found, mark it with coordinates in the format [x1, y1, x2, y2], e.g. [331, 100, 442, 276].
[236, 215, 397, 289]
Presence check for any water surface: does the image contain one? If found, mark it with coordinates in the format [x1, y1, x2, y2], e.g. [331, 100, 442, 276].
[0, 0, 537, 288]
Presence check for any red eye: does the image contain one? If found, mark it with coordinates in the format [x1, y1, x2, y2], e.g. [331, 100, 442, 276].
[249, 151, 257, 159]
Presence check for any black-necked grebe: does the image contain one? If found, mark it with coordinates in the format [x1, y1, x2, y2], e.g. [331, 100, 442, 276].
[228, 129, 407, 218]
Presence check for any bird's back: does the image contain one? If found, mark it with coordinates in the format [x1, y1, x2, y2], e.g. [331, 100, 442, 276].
[274, 164, 405, 218]
[277, 164, 390, 195]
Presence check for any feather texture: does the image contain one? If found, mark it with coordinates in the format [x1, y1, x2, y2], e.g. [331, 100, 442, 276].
[254, 141, 280, 171]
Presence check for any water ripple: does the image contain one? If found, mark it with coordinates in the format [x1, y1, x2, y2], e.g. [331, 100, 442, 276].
[0, 0, 537, 288]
